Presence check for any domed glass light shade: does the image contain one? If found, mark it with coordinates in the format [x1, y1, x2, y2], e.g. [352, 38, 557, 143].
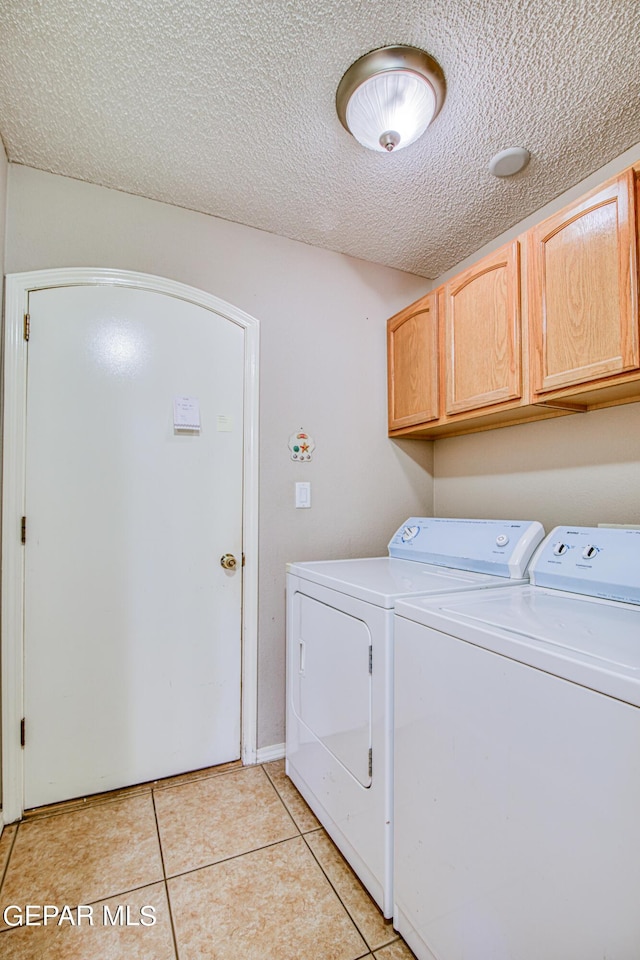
[336, 46, 446, 153]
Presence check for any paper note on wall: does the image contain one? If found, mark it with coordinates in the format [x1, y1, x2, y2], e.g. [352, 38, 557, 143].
[173, 397, 201, 431]
[217, 415, 233, 432]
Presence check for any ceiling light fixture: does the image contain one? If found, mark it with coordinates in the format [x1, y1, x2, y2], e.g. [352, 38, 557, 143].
[336, 45, 446, 154]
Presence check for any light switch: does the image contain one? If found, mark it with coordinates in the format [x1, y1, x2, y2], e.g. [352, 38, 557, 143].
[295, 482, 311, 508]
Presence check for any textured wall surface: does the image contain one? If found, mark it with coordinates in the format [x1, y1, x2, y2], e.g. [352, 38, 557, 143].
[5, 165, 434, 751]
[0, 0, 639, 278]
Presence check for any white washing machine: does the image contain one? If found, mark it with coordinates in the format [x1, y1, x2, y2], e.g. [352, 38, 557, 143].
[285, 517, 545, 917]
[394, 525, 640, 960]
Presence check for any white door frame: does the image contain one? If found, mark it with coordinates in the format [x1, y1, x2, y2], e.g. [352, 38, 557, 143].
[1, 268, 260, 823]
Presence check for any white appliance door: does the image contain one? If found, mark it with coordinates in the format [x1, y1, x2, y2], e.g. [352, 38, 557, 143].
[23, 284, 244, 808]
[292, 593, 372, 787]
[394, 617, 640, 960]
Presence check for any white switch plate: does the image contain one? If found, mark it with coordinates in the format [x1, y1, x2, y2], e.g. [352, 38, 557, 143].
[295, 482, 311, 508]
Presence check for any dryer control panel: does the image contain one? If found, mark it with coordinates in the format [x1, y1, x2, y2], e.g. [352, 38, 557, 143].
[530, 525, 640, 604]
[388, 518, 545, 579]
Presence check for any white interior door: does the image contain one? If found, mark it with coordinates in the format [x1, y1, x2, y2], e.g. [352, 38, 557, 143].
[22, 284, 244, 808]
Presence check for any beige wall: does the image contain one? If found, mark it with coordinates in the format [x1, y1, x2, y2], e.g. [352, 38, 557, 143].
[434, 404, 640, 529]
[5, 165, 434, 750]
[433, 140, 640, 533]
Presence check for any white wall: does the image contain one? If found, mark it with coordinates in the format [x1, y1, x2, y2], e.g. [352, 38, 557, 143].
[5, 165, 433, 750]
[433, 141, 640, 533]
[0, 138, 7, 272]
[0, 140, 6, 811]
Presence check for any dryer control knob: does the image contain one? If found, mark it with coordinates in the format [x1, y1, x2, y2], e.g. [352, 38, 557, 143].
[401, 525, 420, 543]
[582, 545, 598, 560]
[553, 542, 569, 556]
[496, 534, 509, 547]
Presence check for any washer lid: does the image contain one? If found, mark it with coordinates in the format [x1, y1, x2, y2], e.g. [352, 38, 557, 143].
[396, 586, 640, 706]
[286, 556, 523, 608]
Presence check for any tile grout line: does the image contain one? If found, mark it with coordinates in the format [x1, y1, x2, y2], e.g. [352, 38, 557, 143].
[259, 762, 305, 836]
[162, 833, 309, 884]
[151, 787, 181, 960]
[301, 830, 400, 955]
[300, 830, 378, 956]
[261, 762, 323, 838]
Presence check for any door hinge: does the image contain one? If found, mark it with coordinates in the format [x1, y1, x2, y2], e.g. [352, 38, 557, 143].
[24, 313, 30, 341]
[368, 747, 373, 778]
[21, 516, 26, 544]
[20, 718, 26, 748]
[368, 645, 373, 674]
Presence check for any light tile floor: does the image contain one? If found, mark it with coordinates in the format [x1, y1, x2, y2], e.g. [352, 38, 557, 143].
[0, 759, 416, 960]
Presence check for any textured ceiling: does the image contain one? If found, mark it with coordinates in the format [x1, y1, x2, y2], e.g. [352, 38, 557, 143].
[0, 0, 639, 278]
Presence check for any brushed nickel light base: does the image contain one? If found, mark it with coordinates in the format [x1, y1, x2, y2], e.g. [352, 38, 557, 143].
[336, 45, 446, 153]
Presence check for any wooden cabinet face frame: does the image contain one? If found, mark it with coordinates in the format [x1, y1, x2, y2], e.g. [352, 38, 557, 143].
[386, 164, 640, 440]
[387, 292, 439, 430]
[528, 169, 639, 396]
[444, 241, 522, 416]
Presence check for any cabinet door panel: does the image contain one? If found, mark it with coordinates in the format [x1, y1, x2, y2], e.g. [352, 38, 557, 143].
[529, 170, 639, 394]
[387, 292, 438, 430]
[444, 242, 521, 415]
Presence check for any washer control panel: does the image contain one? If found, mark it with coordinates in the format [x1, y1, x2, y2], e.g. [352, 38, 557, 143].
[530, 526, 640, 604]
[388, 518, 545, 579]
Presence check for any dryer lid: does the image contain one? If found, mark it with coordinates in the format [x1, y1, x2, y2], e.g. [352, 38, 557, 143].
[287, 556, 515, 607]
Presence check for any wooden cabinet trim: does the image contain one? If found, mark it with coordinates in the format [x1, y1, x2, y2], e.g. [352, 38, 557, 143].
[444, 240, 522, 416]
[387, 292, 439, 430]
[529, 169, 639, 397]
[448, 256, 511, 295]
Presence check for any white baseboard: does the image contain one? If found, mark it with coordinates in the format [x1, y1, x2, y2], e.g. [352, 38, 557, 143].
[255, 742, 285, 764]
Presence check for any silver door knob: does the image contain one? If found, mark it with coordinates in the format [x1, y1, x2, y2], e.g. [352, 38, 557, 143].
[220, 553, 237, 570]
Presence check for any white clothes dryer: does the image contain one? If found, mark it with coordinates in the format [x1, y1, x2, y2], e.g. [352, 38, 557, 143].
[394, 525, 640, 960]
[285, 517, 544, 917]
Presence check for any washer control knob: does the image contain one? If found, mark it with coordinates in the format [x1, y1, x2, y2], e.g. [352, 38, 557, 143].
[553, 542, 569, 556]
[495, 534, 509, 547]
[582, 545, 598, 560]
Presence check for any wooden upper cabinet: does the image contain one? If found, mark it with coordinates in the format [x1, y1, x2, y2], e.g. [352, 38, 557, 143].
[443, 241, 521, 416]
[528, 169, 639, 396]
[387, 291, 438, 431]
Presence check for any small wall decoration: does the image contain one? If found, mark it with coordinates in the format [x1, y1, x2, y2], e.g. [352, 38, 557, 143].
[289, 429, 315, 461]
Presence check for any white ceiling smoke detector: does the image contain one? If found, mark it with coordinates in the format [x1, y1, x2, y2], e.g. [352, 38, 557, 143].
[336, 45, 446, 153]
[489, 147, 531, 177]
